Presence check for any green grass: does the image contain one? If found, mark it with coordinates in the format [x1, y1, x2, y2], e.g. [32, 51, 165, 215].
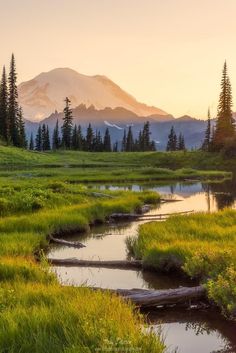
[0, 185, 164, 353]
[0, 145, 233, 351]
[129, 209, 236, 317]
[0, 146, 234, 172]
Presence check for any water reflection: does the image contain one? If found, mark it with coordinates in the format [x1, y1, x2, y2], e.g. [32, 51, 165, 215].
[147, 308, 236, 353]
[50, 179, 236, 353]
[53, 267, 192, 290]
[91, 178, 236, 211]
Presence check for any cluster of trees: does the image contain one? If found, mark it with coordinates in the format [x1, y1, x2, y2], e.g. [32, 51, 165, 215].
[166, 126, 186, 151]
[121, 122, 156, 152]
[0, 54, 27, 147]
[31, 99, 156, 152]
[202, 62, 236, 155]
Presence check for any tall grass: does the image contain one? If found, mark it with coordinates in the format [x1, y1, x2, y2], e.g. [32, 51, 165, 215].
[0, 283, 164, 353]
[0, 188, 164, 352]
[130, 209, 236, 316]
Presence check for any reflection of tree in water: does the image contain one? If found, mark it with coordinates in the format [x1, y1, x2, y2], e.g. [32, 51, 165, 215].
[185, 320, 215, 336]
[202, 176, 236, 210]
[146, 308, 236, 352]
[170, 184, 176, 194]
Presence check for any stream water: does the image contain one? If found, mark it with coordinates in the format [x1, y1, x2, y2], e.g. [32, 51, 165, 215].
[49, 179, 236, 353]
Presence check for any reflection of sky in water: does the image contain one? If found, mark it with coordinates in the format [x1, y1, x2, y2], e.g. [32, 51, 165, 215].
[96, 182, 205, 196]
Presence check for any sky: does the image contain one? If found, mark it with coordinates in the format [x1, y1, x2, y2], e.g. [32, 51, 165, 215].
[1, 0, 236, 119]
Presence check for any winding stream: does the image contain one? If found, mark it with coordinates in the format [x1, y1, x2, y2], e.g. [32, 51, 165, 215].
[49, 180, 236, 353]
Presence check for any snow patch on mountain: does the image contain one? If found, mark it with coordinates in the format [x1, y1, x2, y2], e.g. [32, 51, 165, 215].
[104, 121, 123, 130]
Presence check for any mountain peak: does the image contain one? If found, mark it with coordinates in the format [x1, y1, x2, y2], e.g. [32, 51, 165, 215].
[18, 68, 168, 121]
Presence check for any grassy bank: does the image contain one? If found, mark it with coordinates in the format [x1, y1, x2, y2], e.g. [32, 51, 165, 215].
[128, 209, 236, 317]
[0, 146, 235, 172]
[0, 187, 164, 353]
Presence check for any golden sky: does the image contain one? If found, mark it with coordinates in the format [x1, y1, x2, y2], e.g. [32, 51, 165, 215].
[1, 0, 236, 119]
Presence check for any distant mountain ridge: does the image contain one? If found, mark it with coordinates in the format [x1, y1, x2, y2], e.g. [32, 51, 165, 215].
[24, 104, 208, 150]
[18, 68, 168, 121]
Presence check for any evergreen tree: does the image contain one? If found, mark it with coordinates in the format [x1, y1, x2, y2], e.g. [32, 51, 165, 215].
[212, 62, 235, 150]
[142, 121, 151, 151]
[86, 123, 94, 151]
[72, 124, 79, 150]
[113, 141, 118, 152]
[202, 108, 211, 151]
[166, 126, 177, 151]
[121, 130, 127, 152]
[103, 128, 112, 152]
[29, 133, 34, 150]
[46, 125, 51, 150]
[94, 130, 103, 152]
[77, 125, 84, 150]
[0, 66, 9, 141]
[8, 54, 20, 146]
[41, 124, 47, 151]
[35, 125, 42, 151]
[61, 97, 73, 149]
[177, 133, 185, 151]
[18, 107, 27, 148]
[52, 119, 61, 150]
[126, 126, 134, 151]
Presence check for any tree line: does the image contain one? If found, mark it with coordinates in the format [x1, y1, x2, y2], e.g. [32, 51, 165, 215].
[30, 98, 157, 152]
[2, 55, 234, 154]
[0, 54, 27, 147]
[166, 126, 186, 151]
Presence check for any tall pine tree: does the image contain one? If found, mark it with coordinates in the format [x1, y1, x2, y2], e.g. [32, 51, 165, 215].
[61, 97, 73, 149]
[35, 125, 42, 151]
[71, 125, 79, 150]
[103, 128, 112, 152]
[52, 119, 61, 150]
[8, 54, 20, 146]
[177, 133, 185, 151]
[126, 126, 134, 151]
[166, 126, 177, 151]
[212, 62, 235, 150]
[0, 66, 9, 141]
[18, 107, 27, 148]
[86, 123, 94, 151]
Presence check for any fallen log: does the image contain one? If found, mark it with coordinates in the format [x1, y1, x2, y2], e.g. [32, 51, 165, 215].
[49, 258, 143, 269]
[109, 210, 194, 221]
[138, 210, 194, 218]
[114, 286, 206, 308]
[49, 236, 86, 249]
[160, 199, 183, 203]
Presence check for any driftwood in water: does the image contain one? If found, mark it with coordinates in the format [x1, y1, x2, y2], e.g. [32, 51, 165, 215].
[160, 199, 183, 203]
[49, 236, 86, 249]
[109, 210, 194, 221]
[114, 286, 206, 308]
[49, 258, 142, 269]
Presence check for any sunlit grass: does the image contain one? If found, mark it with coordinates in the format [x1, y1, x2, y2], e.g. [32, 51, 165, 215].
[129, 209, 236, 316]
[0, 187, 164, 352]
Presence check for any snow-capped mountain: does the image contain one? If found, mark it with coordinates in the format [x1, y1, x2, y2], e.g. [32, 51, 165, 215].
[18, 68, 168, 121]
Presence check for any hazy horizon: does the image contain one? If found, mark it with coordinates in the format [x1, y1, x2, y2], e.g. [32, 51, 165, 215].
[1, 0, 236, 119]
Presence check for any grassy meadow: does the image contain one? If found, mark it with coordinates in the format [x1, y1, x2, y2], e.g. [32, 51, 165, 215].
[0, 182, 164, 352]
[0, 146, 234, 352]
[128, 209, 236, 317]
